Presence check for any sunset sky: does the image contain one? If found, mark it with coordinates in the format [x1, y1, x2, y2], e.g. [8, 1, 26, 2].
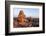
[13, 8, 39, 18]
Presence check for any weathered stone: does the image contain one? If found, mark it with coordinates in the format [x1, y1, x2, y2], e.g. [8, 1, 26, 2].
[17, 10, 26, 26]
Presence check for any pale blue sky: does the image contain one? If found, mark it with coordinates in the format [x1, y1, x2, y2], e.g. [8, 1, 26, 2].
[13, 8, 39, 18]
